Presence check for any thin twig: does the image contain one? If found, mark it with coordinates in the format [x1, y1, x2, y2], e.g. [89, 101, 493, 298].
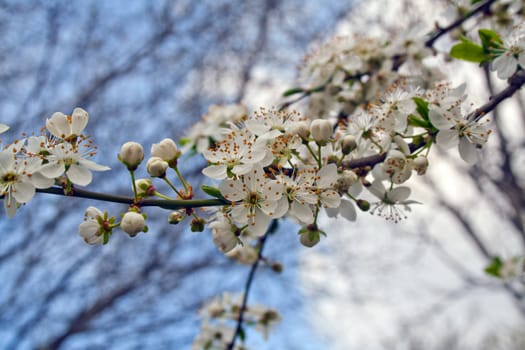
[425, 0, 498, 48]
[227, 231, 270, 350]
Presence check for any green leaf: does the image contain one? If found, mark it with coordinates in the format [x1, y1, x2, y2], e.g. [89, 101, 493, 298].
[450, 41, 486, 63]
[478, 29, 504, 52]
[412, 97, 429, 121]
[239, 327, 246, 341]
[282, 87, 304, 97]
[471, 0, 482, 4]
[408, 115, 432, 129]
[201, 185, 225, 200]
[485, 256, 503, 277]
[179, 137, 190, 146]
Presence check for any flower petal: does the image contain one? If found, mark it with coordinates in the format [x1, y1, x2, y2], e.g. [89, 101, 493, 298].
[67, 164, 93, 186]
[318, 163, 338, 188]
[291, 201, 314, 223]
[0, 123, 9, 134]
[219, 179, 246, 201]
[458, 136, 478, 164]
[429, 110, 453, 130]
[320, 190, 341, 208]
[202, 165, 227, 179]
[40, 162, 65, 179]
[12, 181, 35, 203]
[436, 129, 458, 149]
[78, 158, 110, 171]
[389, 186, 411, 202]
[71, 108, 89, 135]
[339, 199, 356, 221]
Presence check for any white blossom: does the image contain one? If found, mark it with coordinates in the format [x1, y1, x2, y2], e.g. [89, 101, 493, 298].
[202, 129, 270, 180]
[0, 149, 53, 217]
[39, 142, 110, 186]
[78, 206, 106, 245]
[368, 180, 418, 222]
[45, 107, 89, 141]
[429, 109, 491, 164]
[219, 166, 286, 236]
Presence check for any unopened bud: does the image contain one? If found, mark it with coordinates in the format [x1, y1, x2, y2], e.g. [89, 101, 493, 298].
[341, 135, 357, 154]
[146, 157, 169, 177]
[290, 121, 310, 140]
[413, 156, 429, 175]
[120, 211, 146, 237]
[190, 217, 206, 232]
[310, 119, 332, 145]
[168, 211, 185, 224]
[356, 199, 370, 212]
[119, 142, 144, 170]
[151, 138, 180, 166]
[335, 170, 359, 194]
[298, 224, 323, 248]
[270, 262, 284, 273]
[135, 178, 155, 197]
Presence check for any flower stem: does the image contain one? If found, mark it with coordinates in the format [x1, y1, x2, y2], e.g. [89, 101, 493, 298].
[34, 186, 229, 210]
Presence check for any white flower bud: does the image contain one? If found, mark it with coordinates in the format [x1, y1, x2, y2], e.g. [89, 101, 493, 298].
[310, 119, 332, 145]
[119, 142, 144, 170]
[146, 157, 168, 177]
[335, 170, 359, 194]
[212, 227, 238, 253]
[168, 210, 185, 224]
[341, 135, 357, 154]
[413, 156, 429, 175]
[151, 138, 180, 165]
[289, 121, 310, 140]
[120, 211, 146, 237]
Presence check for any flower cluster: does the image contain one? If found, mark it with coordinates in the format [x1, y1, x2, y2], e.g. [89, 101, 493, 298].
[195, 77, 491, 252]
[192, 292, 281, 350]
[0, 108, 109, 217]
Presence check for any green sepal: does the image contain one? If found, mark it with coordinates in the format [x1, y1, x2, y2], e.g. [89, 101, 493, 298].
[282, 87, 305, 97]
[201, 185, 225, 200]
[485, 256, 503, 277]
[103, 231, 110, 245]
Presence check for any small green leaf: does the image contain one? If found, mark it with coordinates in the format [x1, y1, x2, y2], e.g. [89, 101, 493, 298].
[485, 256, 503, 277]
[408, 115, 432, 129]
[471, 0, 482, 4]
[239, 327, 246, 341]
[412, 97, 430, 121]
[283, 87, 304, 97]
[201, 185, 225, 199]
[478, 29, 504, 52]
[178, 137, 190, 146]
[450, 41, 486, 63]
